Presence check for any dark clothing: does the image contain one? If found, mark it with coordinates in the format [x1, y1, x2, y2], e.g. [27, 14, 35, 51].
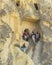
[21, 44, 26, 48]
[22, 32, 29, 41]
[21, 44, 27, 52]
[35, 32, 40, 42]
[31, 32, 41, 43]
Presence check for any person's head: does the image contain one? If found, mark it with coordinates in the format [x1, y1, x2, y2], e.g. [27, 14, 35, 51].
[37, 32, 39, 34]
[24, 29, 26, 32]
[0, 21, 13, 52]
[32, 31, 34, 34]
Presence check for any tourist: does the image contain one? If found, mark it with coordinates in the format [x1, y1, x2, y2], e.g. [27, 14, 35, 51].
[21, 43, 27, 52]
[31, 31, 36, 43]
[35, 32, 40, 42]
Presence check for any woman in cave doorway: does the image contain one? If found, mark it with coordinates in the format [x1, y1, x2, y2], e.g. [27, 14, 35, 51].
[22, 29, 29, 41]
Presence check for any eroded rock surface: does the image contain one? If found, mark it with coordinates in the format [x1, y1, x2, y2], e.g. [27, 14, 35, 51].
[0, 0, 34, 65]
[0, 0, 52, 65]
[25, 0, 52, 65]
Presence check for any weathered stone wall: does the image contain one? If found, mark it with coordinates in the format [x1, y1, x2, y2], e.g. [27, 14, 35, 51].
[0, 0, 52, 65]
[0, 0, 35, 65]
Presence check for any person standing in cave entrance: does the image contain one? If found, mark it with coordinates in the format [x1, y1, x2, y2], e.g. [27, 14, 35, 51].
[23, 29, 27, 41]
[22, 29, 29, 41]
[31, 31, 41, 43]
[31, 31, 36, 44]
[35, 32, 41, 42]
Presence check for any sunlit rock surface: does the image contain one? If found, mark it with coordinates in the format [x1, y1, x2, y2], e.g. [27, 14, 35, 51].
[25, 0, 52, 65]
[16, 0, 40, 22]
[38, 0, 52, 42]
[38, 0, 52, 65]
[0, 0, 52, 65]
[0, 0, 34, 65]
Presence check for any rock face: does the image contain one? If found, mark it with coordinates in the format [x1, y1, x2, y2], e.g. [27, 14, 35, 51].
[0, 0, 34, 65]
[0, 0, 52, 65]
[38, 0, 52, 65]
[38, 0, 52, 42]
[24, 0, 52, 65]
